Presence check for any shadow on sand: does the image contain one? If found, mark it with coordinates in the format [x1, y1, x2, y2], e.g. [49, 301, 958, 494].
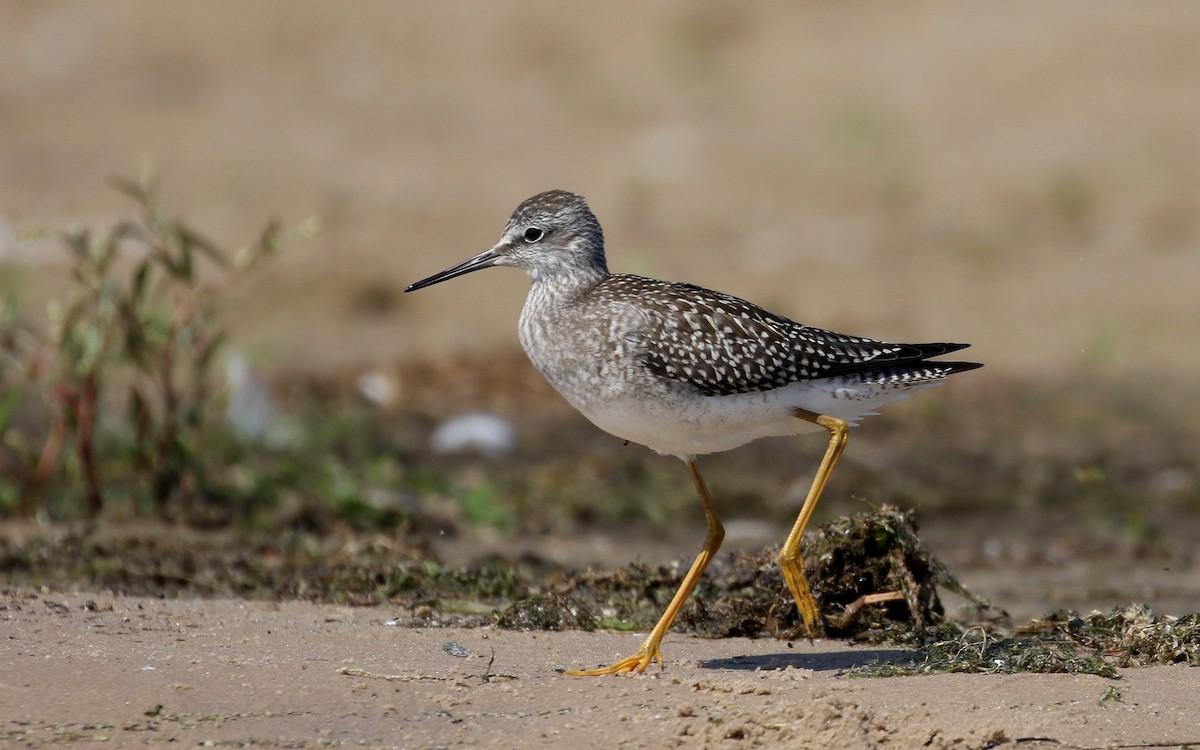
[702, 648, 913, 672]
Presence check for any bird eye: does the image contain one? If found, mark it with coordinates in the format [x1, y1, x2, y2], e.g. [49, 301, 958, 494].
[523, 226, 545, 243]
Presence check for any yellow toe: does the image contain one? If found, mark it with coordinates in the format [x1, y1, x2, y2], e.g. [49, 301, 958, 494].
[565, 645, 663, 676]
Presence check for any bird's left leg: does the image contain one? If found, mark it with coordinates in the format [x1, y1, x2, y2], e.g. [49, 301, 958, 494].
[567, 459, 723, 675]
[778, 409, 848, 635]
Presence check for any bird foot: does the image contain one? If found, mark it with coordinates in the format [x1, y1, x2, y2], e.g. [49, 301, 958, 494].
[780, 556, 820, 635]
[565, 643, 663, 676]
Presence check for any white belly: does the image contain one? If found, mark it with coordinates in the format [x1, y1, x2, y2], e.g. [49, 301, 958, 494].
[571, 375, 935, 460]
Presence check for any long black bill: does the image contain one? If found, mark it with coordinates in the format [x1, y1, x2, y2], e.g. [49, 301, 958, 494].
[405, 249, 500, 292]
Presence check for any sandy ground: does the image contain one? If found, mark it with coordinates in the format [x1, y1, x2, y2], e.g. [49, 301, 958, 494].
[3, 590, 1198, 750]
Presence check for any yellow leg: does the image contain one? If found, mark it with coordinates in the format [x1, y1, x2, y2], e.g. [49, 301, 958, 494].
[567, 460, 724, 676]
[778, 410, 849, 635]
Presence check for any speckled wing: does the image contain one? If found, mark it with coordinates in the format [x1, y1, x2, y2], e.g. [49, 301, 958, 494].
[605, 275, 967, 397]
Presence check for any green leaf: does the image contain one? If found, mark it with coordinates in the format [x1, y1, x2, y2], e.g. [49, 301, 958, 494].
[173, 235, 194, 280]
[130, 259, 152, 305]
[177, 225, 227, 268]
[0, 390, 18, 434]
[195, 331, 228, 373]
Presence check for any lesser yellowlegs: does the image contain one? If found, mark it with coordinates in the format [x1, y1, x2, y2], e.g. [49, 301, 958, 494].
[406, 190, 981, 675]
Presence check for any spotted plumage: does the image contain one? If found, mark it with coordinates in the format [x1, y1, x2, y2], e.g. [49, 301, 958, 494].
[589, 274, 971, 396]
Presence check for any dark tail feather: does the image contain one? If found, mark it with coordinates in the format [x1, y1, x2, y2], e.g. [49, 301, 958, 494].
[822, 341, 981, 380]
[928, 360, 983, 375]
[908, 342, 974, 359]
[845, 359, 982, 387]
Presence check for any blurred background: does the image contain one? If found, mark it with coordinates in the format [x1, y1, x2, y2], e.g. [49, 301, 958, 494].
[1, 2, 1198, 620]
[4, 1, 1197, 376]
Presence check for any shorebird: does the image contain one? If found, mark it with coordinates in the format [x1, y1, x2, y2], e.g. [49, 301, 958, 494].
[405, 190, 981, 675]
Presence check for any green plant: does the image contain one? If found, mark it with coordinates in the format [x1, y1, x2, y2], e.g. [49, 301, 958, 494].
[0, 174, 279, 517]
